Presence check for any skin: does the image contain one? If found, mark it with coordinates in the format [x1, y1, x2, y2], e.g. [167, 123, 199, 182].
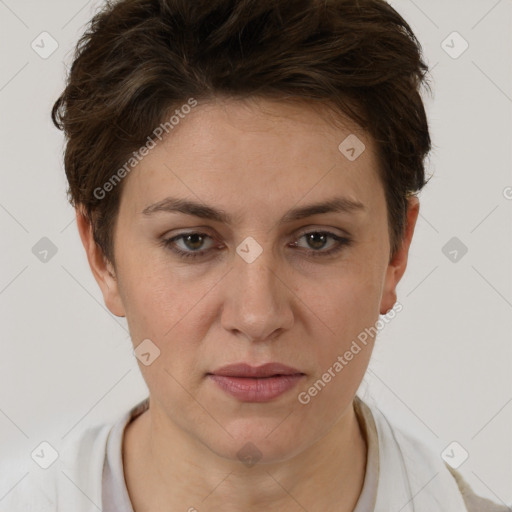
[77, 97, 419, 512]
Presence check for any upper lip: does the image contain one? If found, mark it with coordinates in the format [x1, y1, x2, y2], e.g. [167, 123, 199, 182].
[209, 363, 304, 378]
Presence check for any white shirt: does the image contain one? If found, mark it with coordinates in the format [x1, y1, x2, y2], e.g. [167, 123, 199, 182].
[0, 395, 508, 511]
[101, 396, 380, 511]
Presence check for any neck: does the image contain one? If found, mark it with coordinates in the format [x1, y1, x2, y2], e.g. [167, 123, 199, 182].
[123, 399, 367, 512]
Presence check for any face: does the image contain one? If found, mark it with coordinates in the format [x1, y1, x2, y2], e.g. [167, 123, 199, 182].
[79, 97, 418, 463]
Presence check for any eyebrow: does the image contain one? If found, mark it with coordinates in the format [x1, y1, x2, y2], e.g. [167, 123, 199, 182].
[141, 195, 365, 224]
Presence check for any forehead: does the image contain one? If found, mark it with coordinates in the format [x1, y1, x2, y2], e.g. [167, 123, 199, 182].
[119, 97, 384, 222]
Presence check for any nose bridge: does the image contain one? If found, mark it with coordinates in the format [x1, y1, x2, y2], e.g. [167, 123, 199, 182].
[221, 238, 293, 342]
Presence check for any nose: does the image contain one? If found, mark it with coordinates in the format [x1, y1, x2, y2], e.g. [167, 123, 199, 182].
[220, 243, 295, 344]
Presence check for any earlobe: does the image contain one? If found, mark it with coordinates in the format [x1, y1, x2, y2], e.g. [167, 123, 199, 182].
[75, 207, 126, 318]
[379, 197, 420, 315]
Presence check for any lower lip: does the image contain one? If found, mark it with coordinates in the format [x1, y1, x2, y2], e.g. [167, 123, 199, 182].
[208, 374, 305, 402]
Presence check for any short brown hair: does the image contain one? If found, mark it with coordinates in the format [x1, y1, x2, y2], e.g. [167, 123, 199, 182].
[52, 0, 432, 265]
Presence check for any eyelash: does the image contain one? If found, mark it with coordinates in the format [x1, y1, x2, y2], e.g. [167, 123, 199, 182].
[160, 231, 351, 260]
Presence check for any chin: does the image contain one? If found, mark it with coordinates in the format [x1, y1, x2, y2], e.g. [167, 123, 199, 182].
[201, 419, 311, 465]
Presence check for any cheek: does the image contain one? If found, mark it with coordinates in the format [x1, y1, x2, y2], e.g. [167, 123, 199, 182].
[118, 271, 210, 403]
[116, 254, 221, 376]
[310, 288, 378, 383]
[120, 267, 207, 339]
[295, 275, 381, 416]
[312, 259, 384, 335]
[300, 260, 385, 402]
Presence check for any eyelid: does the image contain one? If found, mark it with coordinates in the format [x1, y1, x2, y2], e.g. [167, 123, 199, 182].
[294, 225, 351, 238]
[164, 231, 219, 256]
[161, 227, 352, 260]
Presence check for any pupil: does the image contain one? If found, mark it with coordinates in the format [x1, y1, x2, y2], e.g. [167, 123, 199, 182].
[308, 233, 326, 250]
[185, 234, 203, 250]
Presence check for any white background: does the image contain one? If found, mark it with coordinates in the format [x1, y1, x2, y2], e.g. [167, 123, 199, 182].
[1, 0, 511, 507]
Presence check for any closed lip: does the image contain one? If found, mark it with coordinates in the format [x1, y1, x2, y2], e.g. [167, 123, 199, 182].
[208, 362, 304, 378]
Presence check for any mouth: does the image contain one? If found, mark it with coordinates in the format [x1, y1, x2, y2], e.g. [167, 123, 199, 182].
[207, 362, 305, 402]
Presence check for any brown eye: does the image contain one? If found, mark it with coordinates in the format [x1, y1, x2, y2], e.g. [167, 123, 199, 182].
[162, 232, 215, 259]
[179, 233, 208, 251]
[292, 231, 351, 257]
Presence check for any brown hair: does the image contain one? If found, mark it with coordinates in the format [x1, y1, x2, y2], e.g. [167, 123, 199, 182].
[52, 0, 432, 265]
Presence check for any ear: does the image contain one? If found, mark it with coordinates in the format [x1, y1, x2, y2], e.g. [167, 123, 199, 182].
[75, 206, 126, 317]
[379, 196, 420, 315]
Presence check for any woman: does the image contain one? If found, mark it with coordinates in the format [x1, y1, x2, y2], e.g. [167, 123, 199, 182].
[1, 0, 507, 510]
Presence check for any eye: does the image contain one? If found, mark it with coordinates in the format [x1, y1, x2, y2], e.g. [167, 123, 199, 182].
[161, 230, 351, 260]
[161, 232, 216, 259]
[292, 231, 351, 257]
